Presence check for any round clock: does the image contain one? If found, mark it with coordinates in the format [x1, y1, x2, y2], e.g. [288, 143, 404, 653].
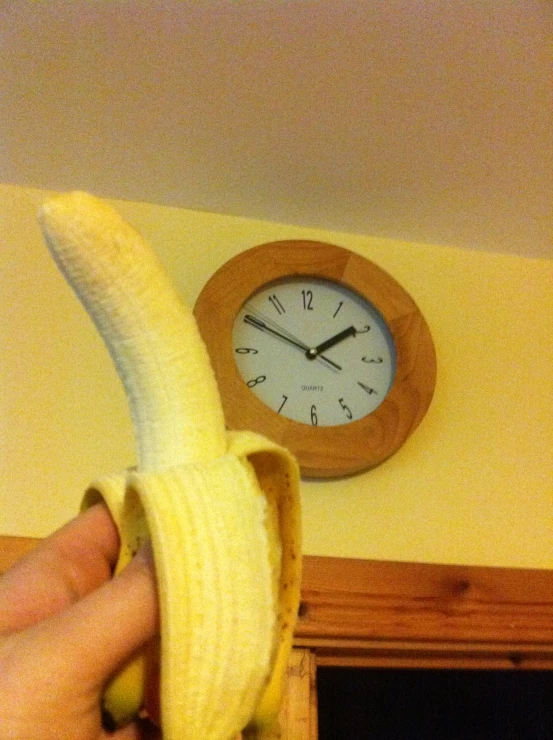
[193, 241, 436, 478]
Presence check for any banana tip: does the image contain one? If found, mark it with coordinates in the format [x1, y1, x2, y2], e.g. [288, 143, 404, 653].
[38, 191, 107, 223]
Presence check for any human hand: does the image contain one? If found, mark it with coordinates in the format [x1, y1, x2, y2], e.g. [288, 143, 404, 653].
[0, 503, 160, 740]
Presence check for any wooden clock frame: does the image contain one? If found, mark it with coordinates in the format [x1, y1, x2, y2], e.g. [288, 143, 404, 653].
[193, 240, 437, 478]
[3, 539, 553, 739]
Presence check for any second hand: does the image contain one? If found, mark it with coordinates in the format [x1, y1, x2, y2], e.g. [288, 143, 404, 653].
[243, 312, 342, 371]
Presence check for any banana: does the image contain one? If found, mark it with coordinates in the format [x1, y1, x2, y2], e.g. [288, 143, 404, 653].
[38, 192, 301, 740]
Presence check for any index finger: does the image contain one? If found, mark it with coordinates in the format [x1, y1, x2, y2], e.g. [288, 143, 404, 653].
[0, 503, 120, 634]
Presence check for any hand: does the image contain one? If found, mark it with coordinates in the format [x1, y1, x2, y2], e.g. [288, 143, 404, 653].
[243, 313, 342, 371]
[306, 326, 356, 359]
[0, 503, 160, 740]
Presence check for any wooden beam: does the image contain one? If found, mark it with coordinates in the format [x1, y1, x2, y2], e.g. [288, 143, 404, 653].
[3, 538, 553, 669]
[296, 555, 553, 669]
[279, 649, 318, 740]
[0, 535, 39, 573]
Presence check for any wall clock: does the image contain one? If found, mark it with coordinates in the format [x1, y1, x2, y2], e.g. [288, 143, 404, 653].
[193, 240, 436, 478]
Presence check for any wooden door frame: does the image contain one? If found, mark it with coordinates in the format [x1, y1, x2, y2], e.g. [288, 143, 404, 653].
[296, 555, 553, 670]
[3, 538, 553, 670]
[3, 538, 553, 738]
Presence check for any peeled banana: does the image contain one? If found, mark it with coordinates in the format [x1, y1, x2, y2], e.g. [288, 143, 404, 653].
[38, 192, 301, 739]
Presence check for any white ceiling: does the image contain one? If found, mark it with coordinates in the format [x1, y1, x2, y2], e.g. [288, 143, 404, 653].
[1, 1, 551, 258]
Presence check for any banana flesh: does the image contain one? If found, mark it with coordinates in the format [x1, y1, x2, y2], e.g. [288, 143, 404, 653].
[38, 193, 301, 740]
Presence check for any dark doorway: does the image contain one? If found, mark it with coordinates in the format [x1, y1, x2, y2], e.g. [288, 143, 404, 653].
[317, 667, 553, 739]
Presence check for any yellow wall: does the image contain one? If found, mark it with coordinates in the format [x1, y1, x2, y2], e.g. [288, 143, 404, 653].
[1, 183, 552, 568]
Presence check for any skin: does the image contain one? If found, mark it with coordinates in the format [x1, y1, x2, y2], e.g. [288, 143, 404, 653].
[0, 504, 160, 740]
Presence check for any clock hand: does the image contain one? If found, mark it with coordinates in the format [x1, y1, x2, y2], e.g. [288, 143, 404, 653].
[243, 314, 342, 371]
[243, 305, 316, 350]
[306, 326, 357, 359]
[244, 314, 309, 353]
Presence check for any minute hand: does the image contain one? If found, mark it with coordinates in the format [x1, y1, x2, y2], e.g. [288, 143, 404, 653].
[307, 326, 357, 358]
[244, 314, 310, 353]
[243, 314, 342, 371]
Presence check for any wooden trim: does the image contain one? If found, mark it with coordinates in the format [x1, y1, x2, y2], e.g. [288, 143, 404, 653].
[296, 555, 553, 669]
[279, 649, 318, 740]
[0, 535, 39, 573]
[3, 538, 553, 670]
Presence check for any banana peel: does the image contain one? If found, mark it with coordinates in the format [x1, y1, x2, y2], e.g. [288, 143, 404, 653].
[38, 192, 301, 740]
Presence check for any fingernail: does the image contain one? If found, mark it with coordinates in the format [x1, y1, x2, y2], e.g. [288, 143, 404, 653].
[135, 538, 154, 565]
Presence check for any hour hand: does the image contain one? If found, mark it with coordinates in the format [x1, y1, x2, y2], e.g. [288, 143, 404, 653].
[307, 326, 356, 359]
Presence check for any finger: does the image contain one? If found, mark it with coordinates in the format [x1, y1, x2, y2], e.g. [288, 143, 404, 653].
[0, 503, 120, 634]
[22, 540, 159, 690]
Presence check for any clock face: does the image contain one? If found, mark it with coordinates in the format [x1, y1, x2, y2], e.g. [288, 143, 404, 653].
[232, 277, 396, 427]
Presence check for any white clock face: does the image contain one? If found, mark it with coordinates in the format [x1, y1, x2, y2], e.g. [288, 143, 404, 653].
[232, 277, 396, 427]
